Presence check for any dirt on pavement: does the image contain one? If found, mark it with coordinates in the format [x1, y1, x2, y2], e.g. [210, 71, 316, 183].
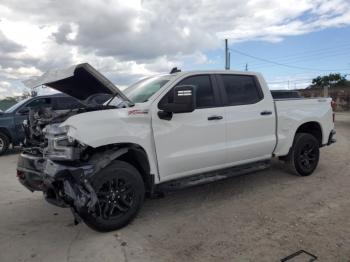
[0, 113, 349, 262]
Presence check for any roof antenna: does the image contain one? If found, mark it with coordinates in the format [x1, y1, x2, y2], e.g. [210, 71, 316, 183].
[170, 67, 181, 74]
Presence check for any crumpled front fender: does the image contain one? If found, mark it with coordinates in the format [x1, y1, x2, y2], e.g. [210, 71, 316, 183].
[61, 107, 159, 178]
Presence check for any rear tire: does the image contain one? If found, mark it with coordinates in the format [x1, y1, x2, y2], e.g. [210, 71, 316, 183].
[81, 160, 145, 232]
[286, 133, 320, 176]
[0, 132, 10, 155]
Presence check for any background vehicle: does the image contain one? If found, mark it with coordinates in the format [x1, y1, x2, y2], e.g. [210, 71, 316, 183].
[0, 93, 111, 155]
[17, 64, 336, 231]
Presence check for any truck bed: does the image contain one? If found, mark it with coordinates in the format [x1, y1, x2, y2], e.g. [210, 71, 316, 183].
[273, 97, 334, 156]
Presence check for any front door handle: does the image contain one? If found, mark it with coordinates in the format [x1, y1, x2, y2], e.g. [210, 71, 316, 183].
[260, 110, 272, 116]
[208, 115, 223, 121]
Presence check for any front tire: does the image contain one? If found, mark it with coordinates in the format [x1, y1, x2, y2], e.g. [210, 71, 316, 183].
[81, 160, 145, 232]
[286, 133, 320, 176]
[0, 132, 10, 156]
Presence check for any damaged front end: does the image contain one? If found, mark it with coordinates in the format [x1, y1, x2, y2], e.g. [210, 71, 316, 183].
[18, 120, 129, 224]
[18, 121, 96, 222]
[17, 63, 133, 225]
[43, 159, 98, 223]
[18, 107, 83, 192]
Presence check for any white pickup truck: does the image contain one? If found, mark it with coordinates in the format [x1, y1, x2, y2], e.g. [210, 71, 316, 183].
[17, 63, 335, 231]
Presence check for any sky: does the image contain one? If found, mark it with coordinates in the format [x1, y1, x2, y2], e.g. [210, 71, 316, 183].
[0, 0, 350, 98]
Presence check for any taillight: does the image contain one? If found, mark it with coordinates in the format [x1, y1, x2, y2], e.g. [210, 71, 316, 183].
[331, 100, 336, 123]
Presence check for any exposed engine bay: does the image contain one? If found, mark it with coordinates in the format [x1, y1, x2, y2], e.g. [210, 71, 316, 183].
[22, 103, 117, 155]
[23, 107, 78, 154]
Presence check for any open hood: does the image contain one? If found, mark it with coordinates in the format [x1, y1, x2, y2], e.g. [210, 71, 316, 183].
[24, 63, 130, 103]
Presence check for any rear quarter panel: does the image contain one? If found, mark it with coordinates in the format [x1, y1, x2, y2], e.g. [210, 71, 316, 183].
[273, 98, 334, 156]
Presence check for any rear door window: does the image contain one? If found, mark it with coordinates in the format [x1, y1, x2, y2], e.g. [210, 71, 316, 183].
[219, 75, 263, 106]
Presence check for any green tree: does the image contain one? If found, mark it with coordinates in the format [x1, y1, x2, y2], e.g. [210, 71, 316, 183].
[0, 90, 33, 111]
[310, 73, 348, 89]
[0, 96, 18, 111]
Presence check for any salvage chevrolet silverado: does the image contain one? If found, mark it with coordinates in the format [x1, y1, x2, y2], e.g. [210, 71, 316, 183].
[17, 63, 336, 232]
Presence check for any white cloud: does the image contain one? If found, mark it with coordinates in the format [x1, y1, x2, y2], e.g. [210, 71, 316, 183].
[0, 80, 27, 99]
[0, 66, 41, 79]
[266, 73, 315, 90]
[0, 0, 349, 97]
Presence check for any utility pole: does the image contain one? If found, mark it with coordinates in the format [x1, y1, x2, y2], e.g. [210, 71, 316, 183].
[245, 63, 248, 71]
[325, 79, 336, 97]
[225, 39, 230, 70]
[324, 85, 329, 97]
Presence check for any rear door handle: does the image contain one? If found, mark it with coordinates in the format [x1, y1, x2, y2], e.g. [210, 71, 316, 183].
[208, 115, 223, 120]
[260, 110, 272, 116]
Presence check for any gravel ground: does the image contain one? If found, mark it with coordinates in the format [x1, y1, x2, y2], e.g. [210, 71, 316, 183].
[0, 113, 349, 262]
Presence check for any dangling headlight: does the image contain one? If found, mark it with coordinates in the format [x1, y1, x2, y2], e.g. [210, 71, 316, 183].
[43, 125, 83, 161]
[55, 136, 76, 147]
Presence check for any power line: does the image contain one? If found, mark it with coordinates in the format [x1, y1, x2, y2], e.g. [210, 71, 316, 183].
[237, 42, 350, 68]
[269, 41, 350, 58]
[229, 48, 350, 72]
[243, 48, 350, 69]
[267, 78, 314, 84]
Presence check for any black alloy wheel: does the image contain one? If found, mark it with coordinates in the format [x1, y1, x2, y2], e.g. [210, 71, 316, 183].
[96, 176, 136, 220]
[286, 133, 320, 176]
[81, 160, 145, 232]
[298, 142, 318, 170]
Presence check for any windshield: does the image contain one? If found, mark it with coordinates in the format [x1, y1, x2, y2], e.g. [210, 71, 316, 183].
[120, 75, 171, 104]
[4, 98, 31, 113]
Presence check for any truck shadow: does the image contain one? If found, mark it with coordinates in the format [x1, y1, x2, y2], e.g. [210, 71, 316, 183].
[139, 159, 298, 220]
[4, 160, 300, 236]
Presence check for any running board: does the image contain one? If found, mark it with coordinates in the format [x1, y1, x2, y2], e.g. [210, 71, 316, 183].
[157, 160, 271, 191]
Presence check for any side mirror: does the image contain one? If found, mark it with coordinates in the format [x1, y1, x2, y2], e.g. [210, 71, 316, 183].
[159, 85, 196, 115]
[17, 107, 29, 115]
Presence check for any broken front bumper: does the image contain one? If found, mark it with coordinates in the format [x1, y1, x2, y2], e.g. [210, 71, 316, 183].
[17, 153, 45, 192]
[17, 153, 98, 211]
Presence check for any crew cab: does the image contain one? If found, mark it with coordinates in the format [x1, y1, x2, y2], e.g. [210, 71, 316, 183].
[17, 63, 336, 232]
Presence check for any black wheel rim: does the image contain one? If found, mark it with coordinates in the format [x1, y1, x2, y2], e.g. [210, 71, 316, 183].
[298, 143, 317, 170]
[96, 177, 135, 220]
